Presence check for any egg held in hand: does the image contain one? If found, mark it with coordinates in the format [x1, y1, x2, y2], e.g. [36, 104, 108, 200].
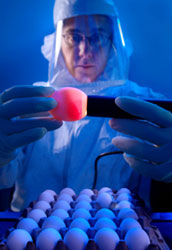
[49, 87, 87, 121]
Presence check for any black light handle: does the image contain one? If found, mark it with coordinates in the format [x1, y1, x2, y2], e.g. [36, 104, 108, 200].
[87, 96, 172, 119]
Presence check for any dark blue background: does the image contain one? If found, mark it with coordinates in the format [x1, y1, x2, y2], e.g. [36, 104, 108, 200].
[0, 0, 172, 97]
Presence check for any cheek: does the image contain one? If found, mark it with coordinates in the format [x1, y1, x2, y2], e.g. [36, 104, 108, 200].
[95, 48, 110, 71]
[62, 46, 75, 73]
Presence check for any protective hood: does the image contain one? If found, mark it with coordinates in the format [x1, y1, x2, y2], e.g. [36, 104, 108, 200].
[41, 0, 131, 94]
[53, 0, 118, 25]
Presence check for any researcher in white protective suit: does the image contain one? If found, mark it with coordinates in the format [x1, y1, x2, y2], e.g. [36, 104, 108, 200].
[0, 0, 172, 212]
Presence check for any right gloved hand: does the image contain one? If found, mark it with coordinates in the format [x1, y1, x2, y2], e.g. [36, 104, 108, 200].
[109, 96, 172, 183]
[0, 85, 62, 167]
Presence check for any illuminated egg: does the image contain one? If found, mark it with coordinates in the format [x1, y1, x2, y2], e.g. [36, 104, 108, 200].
[117, 188, 131, 195]
[16, 218, 39, 234]
[115, 200, 133, 209]
[96, 192, 113, 208]
[115, 193, 132, 203]
[99, 187, 112, 194]
[75, 201, 92, 211]
[76, 194, 92, 203]
[38, 191, 55, 203]
[58, 193, 73, 204]
[42, 216, 65, 231]
[53, 200, 71, 211]
[120, 218, 142, 234]
[51, 208, 69, 220]
[49, 87, 87, 121]
[94, 228, 120, 250]
[33, 200, 51, 212]
[95, 208, 115, 220]
[7, 229, 33, 250]
[72, 208, 91, 220]
[124, 228, 150, 250]
[36, 228, 62, 250]
[117, 208, 138, 220]
[69, 218, 90, 232]
[64, 228, 89, 250]
[79, 188, 94, 197]
[60, 187, 76, 197]
[95, 218, 117, 231]
[27, 209, 47, 223]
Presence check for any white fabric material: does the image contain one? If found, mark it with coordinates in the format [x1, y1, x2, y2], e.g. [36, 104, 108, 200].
[53, 0, 118, 25]
[0, 81, 165, 211]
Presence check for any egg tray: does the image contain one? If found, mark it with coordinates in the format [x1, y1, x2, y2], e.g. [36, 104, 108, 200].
[0, 188, 170, 250]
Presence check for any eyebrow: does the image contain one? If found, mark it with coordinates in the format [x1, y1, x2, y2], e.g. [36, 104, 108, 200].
[64, 27, 108, 34]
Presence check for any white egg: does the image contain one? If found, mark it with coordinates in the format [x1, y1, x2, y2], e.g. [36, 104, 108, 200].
[117, 188, 131, 195]
[51, 208, 69, 220]
[117, 208, 138, 220]
[99, 187, 112, 194]
[36, 228, 62, 250]
[60, 187, 76, 197]
[95, 218, 117, 231]
[120, 218, 142, 233]
[7, 229, 33, 250]
[42, 216, 65, 231]
[115, 193, 132, 203]
[33, 200, 51, 212]
[94, 228, 120, 250]
[69, 218, 90, 232]
[53, 200, 71, 211]
[27, 209, 47, 223]
[58, 193, 73, 204]
[95, 208, 115, 220]
[75, 201, 92, 211]
[116, 200, 133, 209]
[96, 192, 113, 208]
[17, 218, 39, 234]
[79, 188, 94, 197]
[38, 192, 55, 203]
[41, 189, 57, 196]
[72, 208, 91, 220]
[64, 228, 89, 250]
[124, 228, 150, 250]
[76, 194, 92, 203]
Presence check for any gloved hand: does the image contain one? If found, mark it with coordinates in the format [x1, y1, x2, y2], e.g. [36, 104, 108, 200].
[0, 85, 62, 167]
[109, 96, 172, 182]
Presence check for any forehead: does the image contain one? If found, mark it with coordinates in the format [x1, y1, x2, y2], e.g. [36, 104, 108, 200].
[63, 15, 113, 33]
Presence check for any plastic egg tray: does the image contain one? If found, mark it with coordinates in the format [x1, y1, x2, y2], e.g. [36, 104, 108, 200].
[0, 187, 170, 250]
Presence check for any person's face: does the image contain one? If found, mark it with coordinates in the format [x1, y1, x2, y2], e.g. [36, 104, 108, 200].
[61, 15, 113, 83]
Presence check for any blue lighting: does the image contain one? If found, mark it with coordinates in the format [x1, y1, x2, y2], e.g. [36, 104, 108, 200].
[117, 18, 125, 47]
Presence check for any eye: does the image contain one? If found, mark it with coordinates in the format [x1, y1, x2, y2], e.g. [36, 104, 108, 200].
[72, 34, 83, 43]
[66, 34, 82, 45]
[90, 33, 109, 46]
[90, 33, 101, 43]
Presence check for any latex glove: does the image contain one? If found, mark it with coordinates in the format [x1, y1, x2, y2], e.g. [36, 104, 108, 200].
[109, 96, 172, 182]
[0, 85, 62, 167]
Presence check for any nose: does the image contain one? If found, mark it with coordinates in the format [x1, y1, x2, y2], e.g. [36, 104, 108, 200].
[78, 39, 93, 58]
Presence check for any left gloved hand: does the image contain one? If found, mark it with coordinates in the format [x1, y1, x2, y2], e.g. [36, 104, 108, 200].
[109, 96, 172, 182]
[0, 85, 62, 167]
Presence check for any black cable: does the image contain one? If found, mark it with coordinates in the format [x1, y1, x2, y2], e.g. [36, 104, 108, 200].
[92, 151, 123, 190]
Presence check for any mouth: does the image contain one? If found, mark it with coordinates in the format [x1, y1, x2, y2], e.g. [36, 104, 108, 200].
[76, 64, 95, 69]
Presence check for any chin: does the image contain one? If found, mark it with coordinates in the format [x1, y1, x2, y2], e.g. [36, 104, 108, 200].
[73, 67, 100, 83]
[75, 74, 99, 83]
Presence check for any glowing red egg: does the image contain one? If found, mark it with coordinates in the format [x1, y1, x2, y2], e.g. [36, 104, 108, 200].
[49, 87, 87, 121]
